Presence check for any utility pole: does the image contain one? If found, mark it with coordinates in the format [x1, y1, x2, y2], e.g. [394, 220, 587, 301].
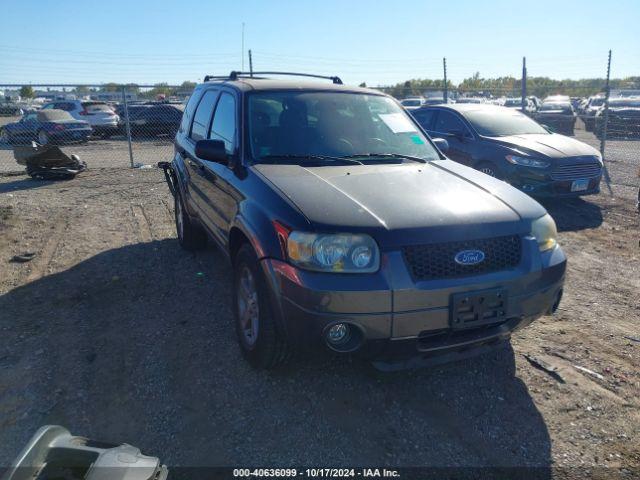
[443, 57, 448, 103]
[249, 49, 253, 77]
[600, 49, 612, 159]
[521, 56, 527, 110]
[241, 22, 245, 70]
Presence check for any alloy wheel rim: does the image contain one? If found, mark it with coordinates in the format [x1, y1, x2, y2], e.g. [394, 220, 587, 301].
[481, 166, 496, 177]
[237, 266, 259, 347]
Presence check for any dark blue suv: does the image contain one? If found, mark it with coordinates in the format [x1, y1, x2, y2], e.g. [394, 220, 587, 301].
[160, 72, 566, 370]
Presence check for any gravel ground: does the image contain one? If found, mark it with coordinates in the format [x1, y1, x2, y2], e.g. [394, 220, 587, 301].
[0, 164, 638, 477]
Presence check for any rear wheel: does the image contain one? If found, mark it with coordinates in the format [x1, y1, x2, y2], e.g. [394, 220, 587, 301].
[174, 192, 207, 251]
[233, 243, 290, 369]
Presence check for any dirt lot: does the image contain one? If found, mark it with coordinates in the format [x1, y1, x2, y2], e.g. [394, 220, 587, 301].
[0, 166, 638, 477]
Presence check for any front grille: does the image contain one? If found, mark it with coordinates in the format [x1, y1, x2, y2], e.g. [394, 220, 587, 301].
[402, 235, 521, 281]
[551, 161, 602, 181]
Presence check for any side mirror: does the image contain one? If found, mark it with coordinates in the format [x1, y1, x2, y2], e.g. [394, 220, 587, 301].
[195, 139, 227, 163]
[432, 137, 449, 153]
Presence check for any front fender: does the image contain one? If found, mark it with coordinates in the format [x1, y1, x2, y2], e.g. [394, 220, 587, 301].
[231, 201, 283, 261]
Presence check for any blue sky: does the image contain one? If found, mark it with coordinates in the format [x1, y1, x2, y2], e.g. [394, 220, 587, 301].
[0, 0, 638, 86]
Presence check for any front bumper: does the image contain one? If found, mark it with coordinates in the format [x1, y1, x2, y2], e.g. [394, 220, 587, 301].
[504, 164, 602, 198]
[260, 237, 566, 361]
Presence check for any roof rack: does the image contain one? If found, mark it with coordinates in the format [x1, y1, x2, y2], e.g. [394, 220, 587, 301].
[204, 71, 343, 85]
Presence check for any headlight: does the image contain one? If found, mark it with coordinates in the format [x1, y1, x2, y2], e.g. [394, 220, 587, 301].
[287, 232, 380, 273]
[531, 214, 558, 252]
[506, 155, 550, 168]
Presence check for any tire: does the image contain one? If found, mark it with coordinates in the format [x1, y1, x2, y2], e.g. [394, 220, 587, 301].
[174, 192, 207, 251]
[233, 243, 290, 369]
[476, 161, 503, 180]
[37, 130, 49, 145]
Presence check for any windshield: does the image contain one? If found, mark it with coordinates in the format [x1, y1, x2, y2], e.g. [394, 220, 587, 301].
[590, 98, 605, 107]
[248, 91, 441, 164]
[540, 103, 571, 111]
[401, 99, 422, 106]
[504, 99, 522, 106]
[464, 108, 549, 136]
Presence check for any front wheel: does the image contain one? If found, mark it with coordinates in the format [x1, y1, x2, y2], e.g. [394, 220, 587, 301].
[233, 243, 290, 369]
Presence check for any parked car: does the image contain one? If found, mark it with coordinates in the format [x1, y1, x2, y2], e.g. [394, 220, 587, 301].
[400, 97, 425, 110]
[504, 97, 536, 114]
[581, 95, 605, 131]
[0, 109, 92, 145]
[594, 97, 640, 138]
[535, 101, 576, 135]
[41, 100, 119, 138]
[119, 104, 184, 137]
[410, 104, 602, 197]
[160, 72, 566, 370]
[0, 103, 24, 116]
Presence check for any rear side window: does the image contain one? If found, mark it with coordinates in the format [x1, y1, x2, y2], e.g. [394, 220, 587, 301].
[82, 102, 112, 113]
[189, 90, 219, 141]
[180, 92, 201, 133]
[411, 109, 436, 130]
[54, 102, 74, 111]
[209, 92, 236, 152]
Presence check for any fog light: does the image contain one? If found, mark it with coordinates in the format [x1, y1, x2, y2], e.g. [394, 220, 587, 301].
[327, 323, 350, 345]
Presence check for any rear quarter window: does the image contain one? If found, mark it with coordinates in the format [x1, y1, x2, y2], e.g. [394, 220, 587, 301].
[179, 90, 204, 134]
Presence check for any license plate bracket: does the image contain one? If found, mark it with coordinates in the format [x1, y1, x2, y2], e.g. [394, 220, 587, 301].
[450, 288, 508, 330]
[571, 178, 589, 192]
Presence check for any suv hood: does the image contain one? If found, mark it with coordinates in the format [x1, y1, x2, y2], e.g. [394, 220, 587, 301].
[254, 160, 545, 246]
[490, 133, 599, 159]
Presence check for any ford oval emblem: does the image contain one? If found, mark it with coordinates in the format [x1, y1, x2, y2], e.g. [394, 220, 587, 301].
[454, 250, 485, 265]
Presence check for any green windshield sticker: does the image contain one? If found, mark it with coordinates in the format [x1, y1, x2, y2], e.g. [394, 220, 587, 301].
[410, 135, 424, 145]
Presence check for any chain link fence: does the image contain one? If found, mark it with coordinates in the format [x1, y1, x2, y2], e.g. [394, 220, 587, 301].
[1, 67, 638, 195]
[0, 84, 187, 172]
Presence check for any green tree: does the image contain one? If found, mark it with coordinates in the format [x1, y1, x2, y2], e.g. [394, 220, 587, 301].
[20, 85, 34, 98]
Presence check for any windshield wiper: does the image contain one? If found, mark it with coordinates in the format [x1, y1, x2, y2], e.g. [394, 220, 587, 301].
[255, 154, 364, 165]
[340, 153, 428, 163]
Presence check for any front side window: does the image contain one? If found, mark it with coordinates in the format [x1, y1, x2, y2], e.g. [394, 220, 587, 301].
[433, 110, 471, 137]
[411, 109, 436, 130]
[247, 91, 441, 163]
[209, 92, 236, 153]
[190, 90, 219, 141]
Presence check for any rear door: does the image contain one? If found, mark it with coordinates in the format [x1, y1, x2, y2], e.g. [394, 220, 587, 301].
[182, 89, 221, 234]
[199, 90, 240, 242]
[430, 109, 474, 166]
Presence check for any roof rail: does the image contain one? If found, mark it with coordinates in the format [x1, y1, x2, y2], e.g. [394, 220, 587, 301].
[204, 71, 343, 85]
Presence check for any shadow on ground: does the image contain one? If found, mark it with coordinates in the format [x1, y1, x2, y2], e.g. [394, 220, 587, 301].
[0, 239, 551, 474]
[0, 178, 57, 194]
[541, 197, 603, 232]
